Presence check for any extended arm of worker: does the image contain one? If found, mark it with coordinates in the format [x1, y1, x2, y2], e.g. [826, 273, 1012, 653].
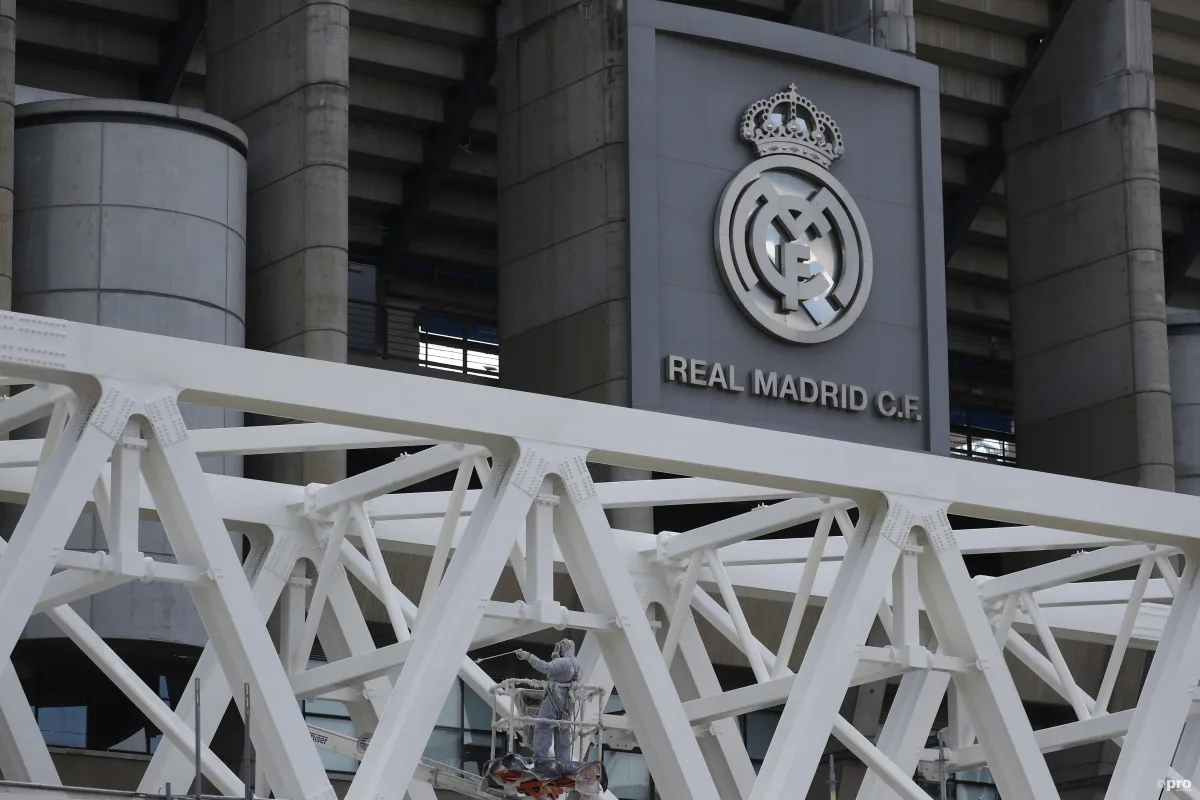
[517, 650, 574, 681]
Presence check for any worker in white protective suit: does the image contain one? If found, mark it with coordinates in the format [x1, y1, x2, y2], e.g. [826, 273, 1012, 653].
[516, 639, 580, 762]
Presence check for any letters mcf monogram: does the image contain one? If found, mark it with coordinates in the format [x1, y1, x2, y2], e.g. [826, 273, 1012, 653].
[714, 85, 873, 344]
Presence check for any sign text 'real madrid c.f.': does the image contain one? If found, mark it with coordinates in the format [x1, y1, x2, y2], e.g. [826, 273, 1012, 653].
[665, 355, 922, 421]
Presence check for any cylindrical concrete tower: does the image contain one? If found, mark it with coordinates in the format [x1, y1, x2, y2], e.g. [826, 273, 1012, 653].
[1170, 312, 1200, 497]
[7, 101, 247, 755]
[8, 98, 247, 756]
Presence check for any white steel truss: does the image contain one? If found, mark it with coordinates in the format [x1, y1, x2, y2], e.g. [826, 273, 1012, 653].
[0, 311, 1196, 799]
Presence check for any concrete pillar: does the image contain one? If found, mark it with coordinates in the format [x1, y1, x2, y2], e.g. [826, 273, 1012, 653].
[496, 0, 629, 405]
[1004, 3, 1167, 790]
[207, 1, 350, 485]
[790, 0, 916, 55]
[1169, 312, 1200, 495]
[1004, 0, 1173, 491]
[0, 0, 12, 312]
[497, 1, 655, 532]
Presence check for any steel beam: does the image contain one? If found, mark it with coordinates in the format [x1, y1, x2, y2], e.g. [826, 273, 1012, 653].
[552, 447, 721, 799]
[139, 537, 289, 794]
[1107, 559, 1200, 797]
[311, 444, 479, 513]
[673, 610, 756, 800]
[914, 505, 1058, 799]
[5, 316, 1199, 546]
[980, 544, 1162, 601]
[751, 500, 905, 799]
[0, 389, 124, 673]
[951, 703, 1200, 772]
[0, 423, 429, 469]
[659, 496, 846, 559]
[0, 384, 70, 435]
[346, 442, 534, 800]
[139, 397, 334, 800]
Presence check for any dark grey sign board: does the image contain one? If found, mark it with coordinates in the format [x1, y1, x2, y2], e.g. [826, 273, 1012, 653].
[626, 0, 949, 453]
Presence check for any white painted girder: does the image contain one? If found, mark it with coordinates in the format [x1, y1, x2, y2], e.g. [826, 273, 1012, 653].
[1, 312, 1199, 800]
[0, 457, 1161, 648]
[2, 313, 1197, 545]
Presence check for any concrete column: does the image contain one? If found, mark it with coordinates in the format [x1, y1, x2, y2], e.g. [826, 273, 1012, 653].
[207, 1, 350, 485]
[1004, 0, 1173, 491]
[497, 2, 655, 532]
[0, 0, 12, 312]
[496, 0, 629, 405]
[791, 0, 916, 55]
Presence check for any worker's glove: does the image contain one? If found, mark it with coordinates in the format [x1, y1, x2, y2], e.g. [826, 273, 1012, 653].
[516, 649, 530, 661]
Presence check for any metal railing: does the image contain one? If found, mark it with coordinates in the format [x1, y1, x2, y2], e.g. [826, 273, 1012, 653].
[348, 300, 499, 381]
[951, 428, 1016, 466]
[950, 405, 1016, 466]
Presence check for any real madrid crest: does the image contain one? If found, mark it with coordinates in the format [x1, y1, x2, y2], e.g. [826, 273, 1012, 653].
[715, 85, 873, 344]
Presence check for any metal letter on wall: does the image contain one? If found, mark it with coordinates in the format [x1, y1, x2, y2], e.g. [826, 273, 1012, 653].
[715, 85, 873, 344]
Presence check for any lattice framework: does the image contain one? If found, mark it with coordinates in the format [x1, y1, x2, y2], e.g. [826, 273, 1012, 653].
[0, 311, 1196, 800]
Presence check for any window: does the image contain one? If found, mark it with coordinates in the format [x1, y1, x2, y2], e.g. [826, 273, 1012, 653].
[952, 768, 999, 800]
[300, 662, 497, 776]
[27, 664, 179, 754]
[604, 751, 653, 800]
[951, 404, 1016, 465]
[346, 291, 499, 381]
[601, 693, 654, 799]
[743, 709, 780, 772]
[35, 706, 87, 748]
[302, 694, 359, 774]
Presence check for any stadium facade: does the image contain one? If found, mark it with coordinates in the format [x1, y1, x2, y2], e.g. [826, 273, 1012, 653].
[0, 0, 1198, 798]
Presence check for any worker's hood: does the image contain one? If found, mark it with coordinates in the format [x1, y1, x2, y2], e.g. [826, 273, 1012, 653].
[552, 639, 576, 659]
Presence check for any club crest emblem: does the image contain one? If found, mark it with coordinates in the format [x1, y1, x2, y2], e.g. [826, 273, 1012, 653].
[715, 85, 873, 344]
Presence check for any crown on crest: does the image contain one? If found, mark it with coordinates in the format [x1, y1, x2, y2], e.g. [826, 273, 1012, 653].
[740, 85, 844, 167]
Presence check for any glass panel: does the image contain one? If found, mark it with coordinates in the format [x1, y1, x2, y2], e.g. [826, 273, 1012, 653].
[109, 728, 148, 753]
[307, 715, 359, 774]
[463, 730, 496, 776]
[957, 768, 995, 784]
[744, 711, 779, 761]
[305, 698, 350, 718]
[37, 706, 87, 748]
[604, 751, 652, 800]
[464, 686, 494, 731]
[424, 728, 462, 770]
[437, 682, 463, 729]
[605, 693, 625, 715]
